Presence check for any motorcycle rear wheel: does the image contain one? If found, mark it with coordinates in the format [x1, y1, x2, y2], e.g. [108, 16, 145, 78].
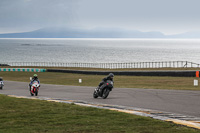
[102, 89, 110, 99]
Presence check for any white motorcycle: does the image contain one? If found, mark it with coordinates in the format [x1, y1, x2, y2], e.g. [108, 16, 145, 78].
[30, 81, 40, 96]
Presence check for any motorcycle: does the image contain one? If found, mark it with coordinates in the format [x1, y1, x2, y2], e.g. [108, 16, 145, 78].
[0, 78, 4, 90]
[30, 81, 40, 96]
[93, 80, 114, 99]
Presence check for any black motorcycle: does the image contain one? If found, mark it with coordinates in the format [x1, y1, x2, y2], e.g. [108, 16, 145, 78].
[93, 80, 114, 99]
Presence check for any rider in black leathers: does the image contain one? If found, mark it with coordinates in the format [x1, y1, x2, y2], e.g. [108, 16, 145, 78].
[98, 73, 114, 90]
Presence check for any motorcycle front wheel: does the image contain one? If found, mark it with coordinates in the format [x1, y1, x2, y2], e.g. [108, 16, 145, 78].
[93, 90, 98, 98]
[35, 89, 38, 96]
[102, 89, 110, 99]
[30, 91, 34, 96]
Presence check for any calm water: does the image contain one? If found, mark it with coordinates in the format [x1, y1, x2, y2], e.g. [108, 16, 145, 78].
[1, 38, 200, 63]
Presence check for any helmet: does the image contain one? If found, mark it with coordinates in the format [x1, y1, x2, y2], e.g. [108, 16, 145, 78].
[108, 73, 114, 78]
[33, 74, 38, 78]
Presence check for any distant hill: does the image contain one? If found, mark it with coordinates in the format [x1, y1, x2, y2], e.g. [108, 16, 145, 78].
[167, 31, 200, 38]
[0, 27, 199, 38]
[0, 27, 165, 38]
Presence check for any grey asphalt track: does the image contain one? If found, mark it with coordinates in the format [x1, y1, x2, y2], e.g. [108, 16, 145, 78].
[1, 81, 200, 118]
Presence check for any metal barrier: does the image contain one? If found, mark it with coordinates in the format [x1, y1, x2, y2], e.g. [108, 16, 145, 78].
[46, 69, 198, 77]
[0, 61, 200, 69]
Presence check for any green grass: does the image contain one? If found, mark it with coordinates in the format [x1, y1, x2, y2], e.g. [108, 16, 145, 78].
[0, 71, 200, 90]
[0, 94, 200, 133]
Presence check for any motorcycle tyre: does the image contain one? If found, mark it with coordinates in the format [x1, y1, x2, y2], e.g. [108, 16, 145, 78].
[0, 86, 2, 90]
[30, 91, 34, 96]
[93, 90, 98, 98]
[35, 89, 38, 96]
[102, 89, 110, 99]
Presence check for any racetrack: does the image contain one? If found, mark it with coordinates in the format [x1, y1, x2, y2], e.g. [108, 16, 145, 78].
[1, 81, 200, 118]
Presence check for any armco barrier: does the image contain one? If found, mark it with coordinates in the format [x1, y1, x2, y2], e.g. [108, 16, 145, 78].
[46, 69, 199, 77]
[0, 68, 46, 72]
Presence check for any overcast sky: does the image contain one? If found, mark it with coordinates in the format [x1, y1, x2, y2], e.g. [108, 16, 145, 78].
[0, 0, 200, 34]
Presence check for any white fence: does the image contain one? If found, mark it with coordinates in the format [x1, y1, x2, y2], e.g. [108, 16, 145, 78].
[1, 61, 200, 69]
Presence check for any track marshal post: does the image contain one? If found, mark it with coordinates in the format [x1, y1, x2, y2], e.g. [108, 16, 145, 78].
[194, 71, 199, 86]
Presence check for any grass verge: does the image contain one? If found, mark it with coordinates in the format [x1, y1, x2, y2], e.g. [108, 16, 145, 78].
[0, 94, 200, 133]
[0, 71, 200, 90]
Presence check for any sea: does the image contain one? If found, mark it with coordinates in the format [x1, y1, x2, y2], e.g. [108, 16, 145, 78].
[1, 38, 200, 64]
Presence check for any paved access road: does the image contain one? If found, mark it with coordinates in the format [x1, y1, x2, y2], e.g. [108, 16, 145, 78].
[1, 81, 200, 117]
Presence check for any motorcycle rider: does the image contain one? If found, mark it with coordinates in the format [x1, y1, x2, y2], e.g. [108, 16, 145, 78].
[29, 74, 40, 91]
[98, 73, 114, 91]
[0, 77, 4, 87]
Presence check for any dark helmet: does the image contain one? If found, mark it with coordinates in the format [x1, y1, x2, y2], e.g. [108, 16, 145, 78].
[108, 73, 114, 78]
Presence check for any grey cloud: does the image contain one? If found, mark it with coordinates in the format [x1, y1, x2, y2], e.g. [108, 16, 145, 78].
[1, 0, 200, 34]
[0, 0, 77, 32]
[76, 0, 200, 34]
